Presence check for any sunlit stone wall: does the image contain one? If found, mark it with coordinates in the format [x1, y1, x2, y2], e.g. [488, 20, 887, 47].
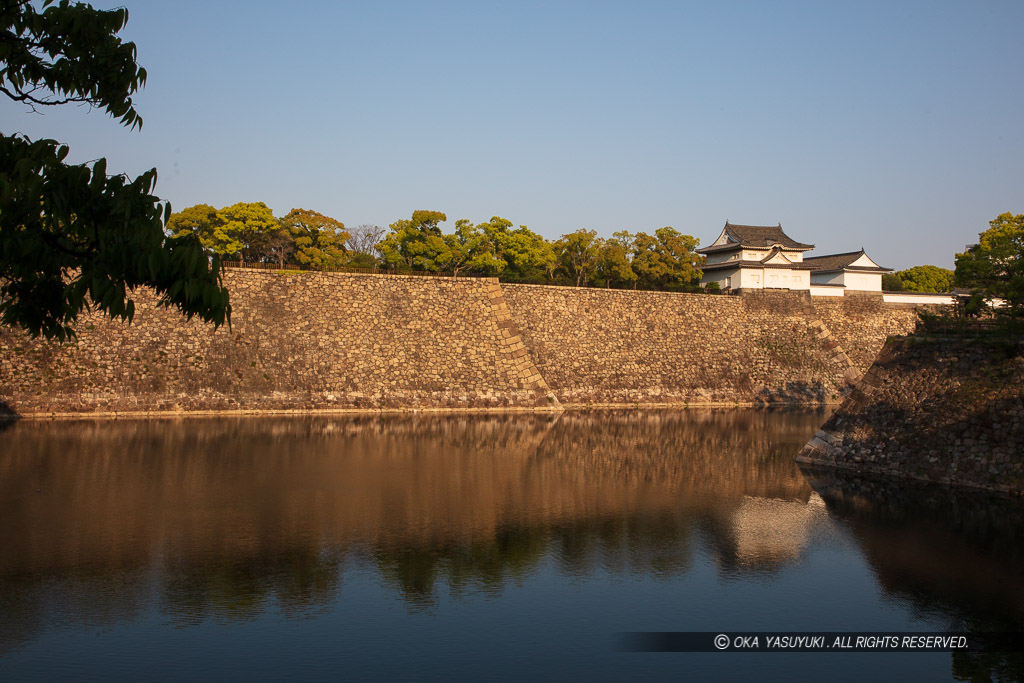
[0, 271, 936, 416]
[502, 285, 861, 405]
[810, 293, 929, 373]
[0, 270, 554, 415]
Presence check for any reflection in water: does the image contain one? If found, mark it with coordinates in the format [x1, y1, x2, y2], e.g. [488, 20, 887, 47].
[0, 411, 1022, 680]
[801, 465, 1024, 681]
[728, 494, 828, 570]
[799, 465, 1024, 629]
[0, 411, 823, 639]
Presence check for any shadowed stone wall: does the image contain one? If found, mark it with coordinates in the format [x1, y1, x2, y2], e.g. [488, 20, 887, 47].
[797, 337, 1024, 494]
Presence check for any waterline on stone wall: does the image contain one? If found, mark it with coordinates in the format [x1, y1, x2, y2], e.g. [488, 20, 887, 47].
[1, 400, 845, 421]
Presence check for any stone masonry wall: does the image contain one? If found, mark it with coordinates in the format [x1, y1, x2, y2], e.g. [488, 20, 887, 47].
[0, 270, 940, 416]
[797, 337, 1024, 495]
[502, 285, 858, 405]
[811, 293, 932, 373]
[0, 271, 556, 415]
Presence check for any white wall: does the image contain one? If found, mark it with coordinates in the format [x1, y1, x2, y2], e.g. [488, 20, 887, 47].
[847, 272, 882, 291]
[703, 267, 811, 290]
[810, 270, 883, 291]
[762, 269, 810, 290]
[745, 269, 762, 288]
[882, 293, 955, 305]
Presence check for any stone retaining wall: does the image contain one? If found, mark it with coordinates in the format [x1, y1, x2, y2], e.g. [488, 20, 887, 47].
[797, 337, 1024, 494]
[0, 271, 556, 414]
[502, 285, 856, 405]
[0, 271, 942, 416]
[811, 293, 931, 373]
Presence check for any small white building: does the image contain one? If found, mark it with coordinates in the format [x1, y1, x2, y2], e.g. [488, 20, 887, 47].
[698, 222, 815, 291]
[698, 221, 893, 294]
[803, 250, 891, 292]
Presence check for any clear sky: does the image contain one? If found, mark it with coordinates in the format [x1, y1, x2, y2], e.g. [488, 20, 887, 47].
[3, 0, 1022, 269]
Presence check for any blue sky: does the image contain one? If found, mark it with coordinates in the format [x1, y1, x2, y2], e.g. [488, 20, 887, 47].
[3, 0, 1022, 269]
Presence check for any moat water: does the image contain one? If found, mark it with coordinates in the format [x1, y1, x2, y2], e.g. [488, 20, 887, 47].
[0, 411, 1021, 681]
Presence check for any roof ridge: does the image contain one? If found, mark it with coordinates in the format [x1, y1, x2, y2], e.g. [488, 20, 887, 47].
[725, 221, 785, 229]
[701, 221, 813, 252]
[804, 249, 865, 260]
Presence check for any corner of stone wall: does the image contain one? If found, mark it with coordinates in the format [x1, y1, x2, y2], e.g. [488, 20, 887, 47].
[746, 288, 863, 386]
[483, 282, 561, 409]
[806, 317, 862, 385]
[795, 337, 895, 466]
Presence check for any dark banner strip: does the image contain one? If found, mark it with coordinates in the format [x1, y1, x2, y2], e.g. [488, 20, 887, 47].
[616, 632, 1024, 653]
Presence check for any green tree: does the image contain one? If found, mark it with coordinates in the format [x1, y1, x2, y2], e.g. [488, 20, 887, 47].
[377, 210, 449, 271]
[631, 227, 703, 291]
[217, 202, 282, 262]
[477, 218, 554, 283]
[1, 0, 229, 340]
[167, 204, 222, 248]
[281, 208, 349, 270]
[555, 229, 600, 286]
[955, 212, 1024, 315]
[594, 231, 637, 289]
[170, 202, 283, 262]
[894, 265, 954, 293]
[441, 219, 504, 277]
[881, 273, 904, 291]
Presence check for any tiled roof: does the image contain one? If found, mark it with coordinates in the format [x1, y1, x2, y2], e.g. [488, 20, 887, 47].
[698, 222, 814, 253]
[701, 260, 815, 272]
[803, 250, 891, 273]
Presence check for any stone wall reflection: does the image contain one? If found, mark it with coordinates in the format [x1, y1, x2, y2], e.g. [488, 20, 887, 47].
[2, 411, 825, 643]
[801, 466, 1024, 628]
[801, 465, 1024, 681]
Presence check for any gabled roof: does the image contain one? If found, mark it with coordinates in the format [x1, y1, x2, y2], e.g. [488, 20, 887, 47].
[804, 249, 891, 273]
[698, 221, 815, 254]
[760, 247, 796, 265]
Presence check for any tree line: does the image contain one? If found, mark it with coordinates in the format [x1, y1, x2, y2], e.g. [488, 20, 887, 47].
[167, 205, 708, 291]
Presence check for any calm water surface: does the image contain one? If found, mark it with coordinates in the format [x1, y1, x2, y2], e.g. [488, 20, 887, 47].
[0, 410, 1022, 681]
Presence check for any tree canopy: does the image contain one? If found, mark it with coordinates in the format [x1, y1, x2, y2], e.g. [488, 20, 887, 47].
[282, 208, 349, 271]
[882, 265, 954, 293]
[1, 0, 229, 340]
[168, 203, 352, 271]
[161, 202, 708, 294]
[630, 227, 702, 291]
[377, 211, 450, 271]
[955, 212, 1024, 315]
[368, 210, 706, 289]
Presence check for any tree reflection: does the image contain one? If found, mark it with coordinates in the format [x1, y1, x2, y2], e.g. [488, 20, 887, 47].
[160, 546, 344, 625]
[5, 410, 1018, 656]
